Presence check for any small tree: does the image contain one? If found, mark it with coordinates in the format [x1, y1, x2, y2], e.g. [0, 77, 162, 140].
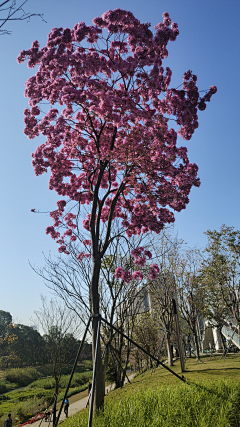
[35, 234, 151, 389]
[18, 8, 216, 409]
[34, 296, 82, 395]
[133, 312, 161, 369]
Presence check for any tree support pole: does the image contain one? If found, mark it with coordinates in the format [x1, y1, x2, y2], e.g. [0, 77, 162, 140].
[52, 393, 57, 427]
[88, 315, 101, 427]
[54, 317, 91, 427]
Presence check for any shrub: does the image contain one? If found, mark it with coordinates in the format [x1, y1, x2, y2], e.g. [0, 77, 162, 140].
[0, 379, 18, 394]
[4, 368, 41, 387]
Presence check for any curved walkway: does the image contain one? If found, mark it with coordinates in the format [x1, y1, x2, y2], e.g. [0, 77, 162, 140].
[27, 376, 134, 426]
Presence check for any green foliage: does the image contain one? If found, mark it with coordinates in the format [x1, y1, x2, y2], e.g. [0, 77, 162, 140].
[0, 380, 17, 394]
[28, 371, 92, 390]
[59, 372, 93, 389]
[0, 311, 12, 333]
[0, 362, 93, 395]
[9, 324, 45, 366]
[4, 367, 41, 386]
[203, 225, 240, 325]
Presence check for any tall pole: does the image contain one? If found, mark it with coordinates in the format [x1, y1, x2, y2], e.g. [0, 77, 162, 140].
[172, 298, 185, 373]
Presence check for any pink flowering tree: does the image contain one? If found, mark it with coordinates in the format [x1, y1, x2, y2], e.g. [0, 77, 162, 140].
[18, 8, 216, 409]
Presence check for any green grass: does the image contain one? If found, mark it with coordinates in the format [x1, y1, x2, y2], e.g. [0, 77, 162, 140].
[60, 354, 240, 427]
[61, 380, 240, 427]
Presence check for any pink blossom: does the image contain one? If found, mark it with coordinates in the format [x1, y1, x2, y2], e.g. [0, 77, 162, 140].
[144, 250, 152, 259]
[63, 229, 72, 237]
[148, 264, 160, 280]
[123, 271, 133, 283]
[132, 271, 143, 280]
[77, 252, 85, 261]
[82, 239, 91, 246]
[131, 247, 144, 257]
[114, 267, 124, 279]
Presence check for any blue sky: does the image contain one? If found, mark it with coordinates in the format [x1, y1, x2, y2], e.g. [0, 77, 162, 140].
[1, 0, 240, 326]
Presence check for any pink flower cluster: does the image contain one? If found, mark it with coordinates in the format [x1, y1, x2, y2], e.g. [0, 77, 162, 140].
[114, 266, 143, 283]
[18, 9, 216, 253]
[148, 264, 160, 280]
[131, 247, 152, 266]
[77, 252, 91, 261]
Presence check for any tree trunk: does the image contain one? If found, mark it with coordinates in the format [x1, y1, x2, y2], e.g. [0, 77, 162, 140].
[193, 331, 200, 359]
[219, 329, 226, 350]
[90, 257, 104, 412]
[166, 332, 173, 366]
[102, 345, 109, 392]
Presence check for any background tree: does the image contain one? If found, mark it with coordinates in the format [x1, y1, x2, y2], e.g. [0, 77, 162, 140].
[200, 258, 231, 349]
[18, 8, 216, 410]
[203, 226, 240, 327]
[10, 324, 45, 366]
[176, 249, 205, 359]
[0, 310, 18, 368]
[132, 312, 161, 370]
[0, 310, 12, 333]
[146, 231, 183, 366]
[33, 296, 82, 396]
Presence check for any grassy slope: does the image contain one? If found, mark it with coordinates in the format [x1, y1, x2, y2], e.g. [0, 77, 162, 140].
[60, 354, 240, 427]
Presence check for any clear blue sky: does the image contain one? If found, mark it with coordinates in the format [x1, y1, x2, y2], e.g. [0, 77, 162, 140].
[1, 0, 240, 326]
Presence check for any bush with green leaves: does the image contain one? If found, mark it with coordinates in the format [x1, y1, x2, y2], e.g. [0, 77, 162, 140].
[4, 367, 41, 387]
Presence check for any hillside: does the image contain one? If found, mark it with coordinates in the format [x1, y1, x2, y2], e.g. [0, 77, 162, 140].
[60, 354, 240, 427]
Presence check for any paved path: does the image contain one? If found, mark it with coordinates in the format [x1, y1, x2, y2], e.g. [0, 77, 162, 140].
[28, 377, 133, 426]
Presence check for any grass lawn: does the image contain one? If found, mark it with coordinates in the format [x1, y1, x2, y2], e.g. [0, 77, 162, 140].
[60, 354, 240, 427]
